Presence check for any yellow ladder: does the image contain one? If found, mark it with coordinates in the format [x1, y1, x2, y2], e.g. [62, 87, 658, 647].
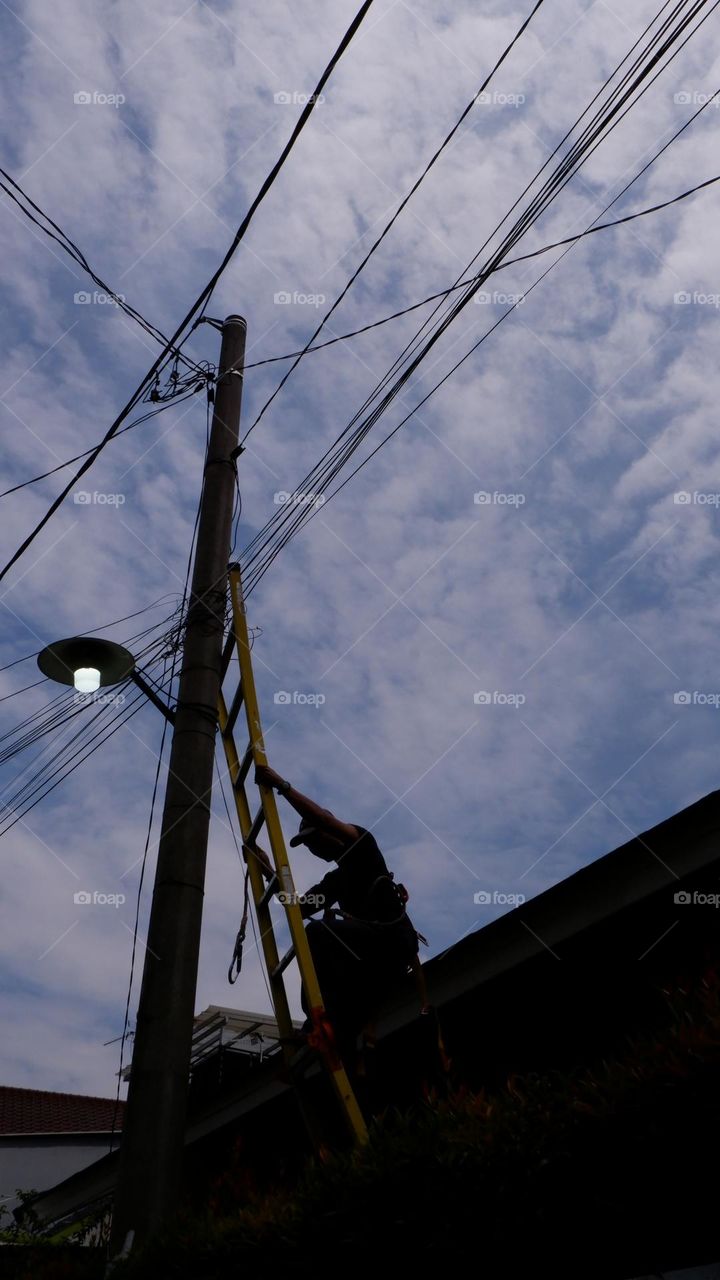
[217, 562, 368, 1147]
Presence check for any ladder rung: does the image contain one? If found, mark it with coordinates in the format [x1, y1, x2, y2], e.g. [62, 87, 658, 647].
[257, 874, 278, 909]
[271, 944, 296, 981]
[247, 806, 266, 844]
[233, 744, 254, 789]
[224, 680, 244, 736]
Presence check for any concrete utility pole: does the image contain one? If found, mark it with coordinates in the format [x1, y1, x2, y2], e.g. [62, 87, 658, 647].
[109, 315, 247, 1262]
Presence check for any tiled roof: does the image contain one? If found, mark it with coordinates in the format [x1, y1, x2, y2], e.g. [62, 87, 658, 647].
[0, 1086, 125, 1136]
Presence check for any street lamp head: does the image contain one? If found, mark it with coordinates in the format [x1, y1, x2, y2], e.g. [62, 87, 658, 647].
[37, 637, 135, 691]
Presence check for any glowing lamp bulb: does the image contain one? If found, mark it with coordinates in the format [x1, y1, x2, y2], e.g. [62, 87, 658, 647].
[74, 667, 101, 693]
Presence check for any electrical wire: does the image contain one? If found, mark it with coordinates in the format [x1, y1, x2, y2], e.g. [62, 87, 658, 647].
[380, 0, 715, 396]
[293, 90, 720, 527]
[0, 682, 147, 836]
[0, 0, 375, 588]
[237, 1, 719, 594]
[0, 619, 180, 788]
[0, 626, 174, 804]
[240, 0, 548, 445]
[341, 0, 711, 424]
[0, 623, 178, 836]
[0, 676, 51, 705]
[3, 1, 714, 847]
[0, 387, 205, 499]
[240, 0, 694, 578]
[0, 166, 205, 376]
[242, 170, 720, 371]
[0, 608, 187, 828]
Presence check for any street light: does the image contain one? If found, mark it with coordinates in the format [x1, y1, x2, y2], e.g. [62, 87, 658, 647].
[37, 637, 135, 691]
[73, 668, 101, 693]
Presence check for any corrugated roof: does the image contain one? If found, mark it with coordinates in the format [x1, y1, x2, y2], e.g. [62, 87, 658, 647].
[0, 1086, 125, 1136]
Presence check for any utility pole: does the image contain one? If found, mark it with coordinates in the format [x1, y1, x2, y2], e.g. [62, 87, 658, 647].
[108, 315, 247, 1262]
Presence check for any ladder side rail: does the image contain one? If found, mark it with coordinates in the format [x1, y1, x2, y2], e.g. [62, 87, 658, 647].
[227, 568, 369, 1145]
[218, 690, 295, 1047]
[227, 568, 326, 1017]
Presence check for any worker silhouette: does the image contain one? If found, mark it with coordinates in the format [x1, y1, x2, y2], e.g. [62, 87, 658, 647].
[255, 765, 420, 1060]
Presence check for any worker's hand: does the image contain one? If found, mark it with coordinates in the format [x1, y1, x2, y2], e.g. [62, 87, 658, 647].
[255, 763, 284, 791]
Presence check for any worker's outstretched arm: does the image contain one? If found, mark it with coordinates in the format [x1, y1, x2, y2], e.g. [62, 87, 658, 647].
[255, 764, 359, 843]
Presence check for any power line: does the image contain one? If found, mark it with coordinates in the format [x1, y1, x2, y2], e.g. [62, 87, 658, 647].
[0, 592, 186, 681]
[242, 170, 720, 371]
[240, 0, 694, 580]
[0, 167, 205, 376]
[303, 89, 720, 517]
[0, 626, 171, 786]
[242, 0, 712, 459]
[4, 5, 714, 791]
[0, 0, 375, 588]
[355, 0, 714, 421]
[240, 0, 548, 446]
[0, 614, 181, 779]
[0, 628, 176, 833]
[348, 0, 706, 424]
[0, 676, 50, 705]
[238, 1, 718, 593]
[0, 387, 206, 500]
[0, 681, 145, 836]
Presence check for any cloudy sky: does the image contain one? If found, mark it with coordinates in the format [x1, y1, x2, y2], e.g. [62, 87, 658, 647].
[1, 0, 719, 1105]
